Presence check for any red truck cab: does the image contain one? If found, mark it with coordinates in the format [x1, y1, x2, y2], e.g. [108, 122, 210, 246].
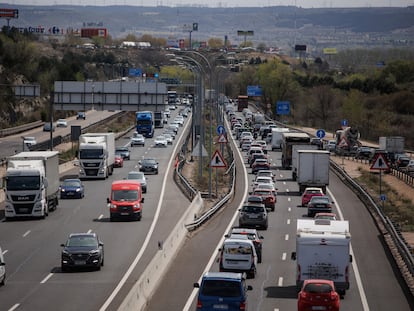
[107, 180, 144, 221]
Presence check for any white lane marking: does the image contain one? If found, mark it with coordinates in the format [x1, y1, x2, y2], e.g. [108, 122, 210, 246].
[22, 231, 31, 238]
[100, 116, 191, 311]
[278, 276, 283, 286]
[87, 229, 92, 234]
[282, 253, 287, 261]
[327, 188, 370, 311]
[285, 234, 289, 241]
[287, 219, 291, 225]
[3, 249, 8, 255]
[98, 214, 104, 220]
[288, 197, 291, 202]
[8, 304, 20, 311]
[183, 121, 249, 311]
[288, 207, 291, 212]
[40, 273, 54, 284]
[283, 181, 286, 185]
[286, 188, 289, 193]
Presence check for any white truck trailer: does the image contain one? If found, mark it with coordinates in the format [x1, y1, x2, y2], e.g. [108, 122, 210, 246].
[291, 144, 319, 181]
[78, 133, 115, 179]
[291, 219, 352, 296]
[4, 151, 60, 220]
[270, 127, 289, 151]
[296, 149, 330, 193]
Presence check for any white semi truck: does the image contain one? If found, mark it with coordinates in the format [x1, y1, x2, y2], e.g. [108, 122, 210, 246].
[78, 133, 115, 179]
[291, 219, 352, 296]
[296, 149, 330, 193]
[4, 151, 60, 220]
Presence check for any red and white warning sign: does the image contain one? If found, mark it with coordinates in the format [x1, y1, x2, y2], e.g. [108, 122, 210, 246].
[370, 153, 390, 170]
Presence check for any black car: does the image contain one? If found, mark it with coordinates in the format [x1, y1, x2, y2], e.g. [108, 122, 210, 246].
[115, 146, 130, 160]
[307, 196, 333, 217]
[61, 233, 104, 272]
[355, 146, 373, 160]
[139, 158, 159, 174]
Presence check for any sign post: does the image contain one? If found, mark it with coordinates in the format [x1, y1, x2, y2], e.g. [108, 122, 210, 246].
[370, 153, 390, 210]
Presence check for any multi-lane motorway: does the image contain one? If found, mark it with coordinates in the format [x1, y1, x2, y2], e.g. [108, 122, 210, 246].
[145, 109, 414, 311]
[0, 107, 413, 311]
[0, 109, 192, 311]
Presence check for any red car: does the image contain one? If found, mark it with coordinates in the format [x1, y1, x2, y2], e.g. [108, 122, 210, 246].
[114, 155, 124, 168]
[298, 279, 340, 311]
[301, 187, 324, 206]
[252, 188, 276, 211]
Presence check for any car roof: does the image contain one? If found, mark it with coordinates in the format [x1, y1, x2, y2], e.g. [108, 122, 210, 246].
[68, 232, 97, 238]
[202, 272, 244, 281]
[231, 228, 258, 235]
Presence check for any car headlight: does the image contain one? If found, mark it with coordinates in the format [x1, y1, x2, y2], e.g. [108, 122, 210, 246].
[61, 189, 66, 192]
[62, 249, 70, 255]
[89, 249, 100, 255]
[76, 188, 81, 192]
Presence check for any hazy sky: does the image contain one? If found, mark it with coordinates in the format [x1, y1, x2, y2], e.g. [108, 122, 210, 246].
[5, 0, 414, 8]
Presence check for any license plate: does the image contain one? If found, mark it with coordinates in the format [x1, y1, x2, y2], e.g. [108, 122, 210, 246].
[121, 212, 130, 216]
[19, 208, 28, 213]
[74, 260, 86, 265]
[213, 304, 228, 310]
[249, 215, 259, 218]
[67, 192, 74, 196]
[312, 307, 326, 310]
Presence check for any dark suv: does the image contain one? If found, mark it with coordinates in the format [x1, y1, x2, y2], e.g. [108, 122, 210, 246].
[238, 203, 268, 230]
[76, 111, 86, 120]
[61, 233, 104, 272]
[194, 272, 252, 311]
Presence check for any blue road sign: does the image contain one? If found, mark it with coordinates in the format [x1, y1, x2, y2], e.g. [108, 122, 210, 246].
[276, 101, 290, 115]
[342, 119, 348, 127]
[380, 194, 386, 201]
[247, 85, 262, 96]
[316, 129, 326, 139]
[217, 125, 225, 135]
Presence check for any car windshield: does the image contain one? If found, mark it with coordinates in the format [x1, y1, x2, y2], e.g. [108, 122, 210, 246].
[7, 176, 40, 191]
[254, 190, 271, 196]
[67, 236, 98, 248]
[112, 190, 139, 201]
[128, 172, 144, 180]
[62, 180, 81, 187]
[242, 205, 264, 213]
[304, 283, 333, 293]
[142, 159, 156, 165]
[201, 280, 242, 297]
[310, 196, 330, 203]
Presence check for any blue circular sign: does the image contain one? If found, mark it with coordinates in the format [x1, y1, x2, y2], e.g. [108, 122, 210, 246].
[341, 119, 348, 127]
[316, 129, 326, 139]
[217, 125, 225, 135]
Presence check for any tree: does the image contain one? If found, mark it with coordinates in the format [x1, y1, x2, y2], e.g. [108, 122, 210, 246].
[208, 37, 224, 49]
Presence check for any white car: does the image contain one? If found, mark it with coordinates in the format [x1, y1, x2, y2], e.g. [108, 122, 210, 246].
[56, 119, 68, 127]
[164, 108, 171, 118]
[0, 245, 5, 286]
[252, 176, 275, 190]
[23, 136, 37, 147]
[174, 116, 184, 126]
[130, 132, 145, 146]
[163, 133, 173, 144]
[154, 135, 168, 147]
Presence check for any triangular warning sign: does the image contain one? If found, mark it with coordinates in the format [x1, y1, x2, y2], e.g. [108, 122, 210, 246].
[337, 137, 348, 148]
[217, 134, 228, 144]
[370, 153, 390, 170]
[210, 150, 227, 168]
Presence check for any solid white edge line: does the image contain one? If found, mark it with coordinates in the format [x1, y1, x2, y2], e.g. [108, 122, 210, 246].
[99, 116, 191, 311]
[327, 188, 370, 311]
[182, 119, 249, 311]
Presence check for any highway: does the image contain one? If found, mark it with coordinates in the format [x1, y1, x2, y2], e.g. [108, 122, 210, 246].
[0, 109, 192, 311]
[145, 109, 414, 311]
[0, 107, 412, 311]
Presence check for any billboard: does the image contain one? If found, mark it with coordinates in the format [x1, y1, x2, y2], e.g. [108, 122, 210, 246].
[80, 28, 107, 38]
[323, 47, 338, 55]
[0, 8, 18, 18]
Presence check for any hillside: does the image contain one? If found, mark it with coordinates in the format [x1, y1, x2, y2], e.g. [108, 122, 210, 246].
[1, 4, 413, 52]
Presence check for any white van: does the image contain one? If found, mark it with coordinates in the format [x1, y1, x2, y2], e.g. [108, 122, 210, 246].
[0, 246, 5, 286]
[219, 238, 258, 279]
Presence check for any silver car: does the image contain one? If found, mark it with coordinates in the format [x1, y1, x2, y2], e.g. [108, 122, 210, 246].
[238, 203, 268, 230]
[127, 171, 147, 193]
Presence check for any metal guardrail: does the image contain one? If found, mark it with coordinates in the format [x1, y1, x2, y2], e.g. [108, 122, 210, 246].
[330, 160, 414, 296]
[0, 120, 44, 137]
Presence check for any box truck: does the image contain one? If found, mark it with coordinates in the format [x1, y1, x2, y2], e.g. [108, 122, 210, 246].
[296, 150, 330, 193]
[291, 219, 352, 296]
[78, 133, 115, 179]
[270, 127, 289, 151]
[4, 151, 60, 220]
[281, 132, 310, 169]
[291, 144, 319, 181]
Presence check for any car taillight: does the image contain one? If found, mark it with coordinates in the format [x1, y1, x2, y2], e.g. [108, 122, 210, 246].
[196, 299, 202, 309]
[239, 301, 246, 310]
[330, 292, 338, 301]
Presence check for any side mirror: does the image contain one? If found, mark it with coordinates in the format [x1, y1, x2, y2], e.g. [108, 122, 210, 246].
[247, 285, 253, 291]
[141, 198, 145, 203]
[349, 254, 353, 263]
[60, 243, 65, 247]
[106, 198, 110, 203]
[291, 252, 297, 260]
[193, 283, 200, 288]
